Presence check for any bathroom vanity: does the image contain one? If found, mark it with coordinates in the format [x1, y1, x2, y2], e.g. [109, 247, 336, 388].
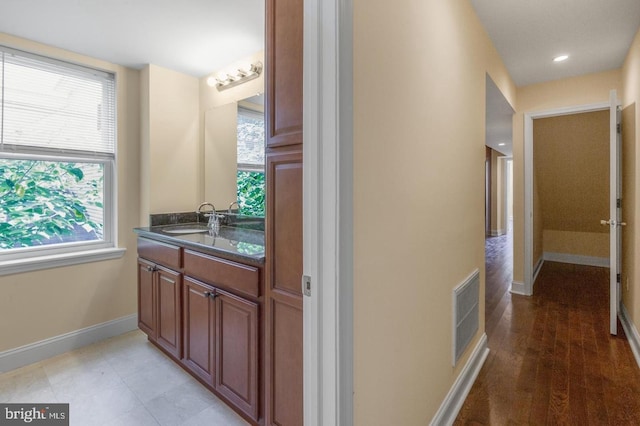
[134, 224, 264, 424]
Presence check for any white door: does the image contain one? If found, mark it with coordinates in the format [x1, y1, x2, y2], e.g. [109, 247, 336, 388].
[607, 89, 623, 335]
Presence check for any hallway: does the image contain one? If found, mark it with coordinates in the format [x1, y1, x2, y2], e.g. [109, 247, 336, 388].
[455, 232, 640, 425]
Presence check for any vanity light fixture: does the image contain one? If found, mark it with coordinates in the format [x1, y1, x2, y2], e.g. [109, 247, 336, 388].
[498, 143, 506, 146]
[207, 62, 263, 91]
[553, 54, 569, 62]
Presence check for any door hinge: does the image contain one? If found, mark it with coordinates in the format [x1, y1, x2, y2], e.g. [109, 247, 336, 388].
[302, 275, 312, 297]
[617, 273, 621, 283]
[617, 198, 622, 209]
[617, 123, 622, 134]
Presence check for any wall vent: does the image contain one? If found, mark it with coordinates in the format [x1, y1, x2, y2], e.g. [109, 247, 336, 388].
[453, 270, 480, 366]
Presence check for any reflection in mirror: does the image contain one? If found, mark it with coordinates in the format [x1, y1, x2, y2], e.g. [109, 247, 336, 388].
[203, 93, 265, 219]
[202, 50, 265, 220]
[236, 95, 265, 217]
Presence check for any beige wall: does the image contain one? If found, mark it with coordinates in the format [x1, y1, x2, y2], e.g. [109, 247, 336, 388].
[533, 111, 609, 259]
[513, 69, 622, 283]
[140, 64, 200, 219]
[622, 27, 640, 333]
[543, 230, 609, 258]
[353, 0, 515, 423]
[0, 33, 140, 352]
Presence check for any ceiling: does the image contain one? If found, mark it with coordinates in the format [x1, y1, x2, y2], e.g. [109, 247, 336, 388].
[470, 0, 640, 87]
[0, 1, 638, 85]
[0, 0, 264, 78]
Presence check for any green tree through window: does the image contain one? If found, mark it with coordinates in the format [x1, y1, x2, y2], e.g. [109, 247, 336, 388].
[0, 159, 104, 249]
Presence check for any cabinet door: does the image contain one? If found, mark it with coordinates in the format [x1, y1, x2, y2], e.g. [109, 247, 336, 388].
[137, 259, 156, 338]
[265, 148, 303, 426]
[183, 277, 216, 384]
[216, 289, 259, 421]
[266, 0, 303, 148]
[156, 266, 182, 359]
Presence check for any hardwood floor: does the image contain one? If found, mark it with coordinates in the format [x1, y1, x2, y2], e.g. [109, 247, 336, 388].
[455, 231, 640, 425]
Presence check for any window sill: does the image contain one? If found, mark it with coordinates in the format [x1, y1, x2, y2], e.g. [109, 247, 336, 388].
[0, 247, 126, 276]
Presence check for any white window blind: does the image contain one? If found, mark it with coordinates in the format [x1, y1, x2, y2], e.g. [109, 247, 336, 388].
[237, 106, 265, 170]
[0, 47, 116, 156]
[0, 46, 118, 264]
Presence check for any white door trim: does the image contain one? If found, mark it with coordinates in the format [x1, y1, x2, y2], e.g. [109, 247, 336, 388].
[609, 89, 621, 335]
[303, 0, 354, 424]
[522, 102, 609, 296]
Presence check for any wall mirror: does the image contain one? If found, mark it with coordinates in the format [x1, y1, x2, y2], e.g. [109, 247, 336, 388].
[203, 93, 265, 218]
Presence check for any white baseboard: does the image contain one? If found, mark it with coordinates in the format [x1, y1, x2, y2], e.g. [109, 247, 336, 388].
[430, 333, 489, 426]
[543, 252, 609, 268]
[0, 314, 138, 373]
[620, 304, 640, 369]
[510, 280, 527, 295]
[533, 257, 544, 285]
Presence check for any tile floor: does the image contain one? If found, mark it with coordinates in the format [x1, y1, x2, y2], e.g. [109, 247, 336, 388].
[0, 330, 248, 426]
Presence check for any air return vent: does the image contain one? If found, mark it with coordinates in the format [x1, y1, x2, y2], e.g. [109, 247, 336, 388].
[453, 270, 480, 366]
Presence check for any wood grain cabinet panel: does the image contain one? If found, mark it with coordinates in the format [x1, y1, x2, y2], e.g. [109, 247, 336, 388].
[265, 0, 304, 420]
[137, 256, 182, 360]
[267, 149, 303, 297]
[155, 266, 182, 359]
[265, 148, 303, 426]
[184, 250, 260, 299]
[137, 259, 156, 338]
[266, 0, 303, 148]
[268, 295, 303, 426]
[183, 277, 216, 384]
[216, 290, 259, 421]
[137, 237, 182, 270]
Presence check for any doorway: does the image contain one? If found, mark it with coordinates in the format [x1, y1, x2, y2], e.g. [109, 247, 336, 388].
[484, 74, 515, 338]
[523, 101, 612, 294]
[522, 92, 622, 334]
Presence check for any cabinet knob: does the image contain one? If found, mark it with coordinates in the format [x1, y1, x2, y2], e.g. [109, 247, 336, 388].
[146, 265, 157, 272]
[204, 291, 217, 299]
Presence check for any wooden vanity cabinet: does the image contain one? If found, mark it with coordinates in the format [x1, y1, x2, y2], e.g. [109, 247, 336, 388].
[182, 277, 216, 384]
[265, 0, 304, 423]
[137, 239, 183, 360]
[138, 236, 263, 424]
[215, 288, 259, 421]
[182, 276, 260, 422]
[182, 249, 260, 422]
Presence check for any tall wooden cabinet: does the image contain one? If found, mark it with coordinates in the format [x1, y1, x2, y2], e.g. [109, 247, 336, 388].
[265, 0, 304, 424]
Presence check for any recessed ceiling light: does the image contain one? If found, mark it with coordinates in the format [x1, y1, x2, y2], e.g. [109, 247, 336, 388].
[553, 55, 569, 62]
[498, 143, 506, 146]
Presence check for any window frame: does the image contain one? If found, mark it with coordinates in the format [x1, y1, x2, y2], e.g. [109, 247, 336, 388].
[0, 46, 124, 275]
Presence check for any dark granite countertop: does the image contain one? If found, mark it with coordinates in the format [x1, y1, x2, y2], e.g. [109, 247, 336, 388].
[134, 223, 265, 264]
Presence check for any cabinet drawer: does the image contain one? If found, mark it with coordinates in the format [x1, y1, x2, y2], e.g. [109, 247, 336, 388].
[184, 250, 260, 298]
[138, 237, 182, 269]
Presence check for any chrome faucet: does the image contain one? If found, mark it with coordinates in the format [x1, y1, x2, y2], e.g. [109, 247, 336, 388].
[228, 201, 239, 213]
[196, 202, 219, 232]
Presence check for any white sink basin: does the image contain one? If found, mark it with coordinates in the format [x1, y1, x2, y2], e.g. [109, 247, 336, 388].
[162, 225, 209, 234]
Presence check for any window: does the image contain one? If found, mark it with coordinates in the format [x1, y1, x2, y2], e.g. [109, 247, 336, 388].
[0, 46, 119, 268]
[236, 105, 265, 217]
